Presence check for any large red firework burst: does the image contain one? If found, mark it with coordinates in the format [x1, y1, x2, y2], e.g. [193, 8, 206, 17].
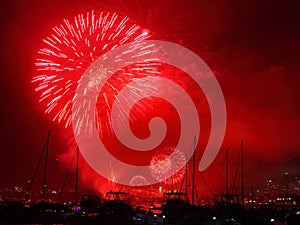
[32, 11, 151, 131]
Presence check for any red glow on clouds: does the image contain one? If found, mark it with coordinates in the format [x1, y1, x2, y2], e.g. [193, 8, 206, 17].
[96, 63, 211, 167]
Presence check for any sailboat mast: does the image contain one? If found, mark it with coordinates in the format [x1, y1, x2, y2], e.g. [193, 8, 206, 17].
[185, 154, 188, 199]
[42, 130, 50, 202]
[192, 136, 196, 205]
[241, 139, 244, 208]
[75, 146, 79, 205]
[226, 149, 229, 202]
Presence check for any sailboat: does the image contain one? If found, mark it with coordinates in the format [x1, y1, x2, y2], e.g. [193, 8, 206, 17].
[211, 140, 268, 225]
[161, 137, 212, 225]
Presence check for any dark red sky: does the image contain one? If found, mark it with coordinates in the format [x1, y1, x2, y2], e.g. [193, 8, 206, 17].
[0, 0, 299, 198]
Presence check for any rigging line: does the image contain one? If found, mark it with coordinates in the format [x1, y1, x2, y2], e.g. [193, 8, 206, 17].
[232, 149, 241, 195]
[25, 141, 47, 201]
[58, 147, 77, 202]
[201, 173, 214, 198]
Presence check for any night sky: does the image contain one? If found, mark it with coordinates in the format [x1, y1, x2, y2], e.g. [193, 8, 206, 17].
[0, 0, 299, 199]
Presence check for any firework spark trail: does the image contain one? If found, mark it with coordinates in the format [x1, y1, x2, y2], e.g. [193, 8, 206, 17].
[32, 11, 157, 134]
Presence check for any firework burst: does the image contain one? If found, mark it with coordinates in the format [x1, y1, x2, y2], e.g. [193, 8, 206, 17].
[32, 10, 157, 134]
[150, 146, 186, 185]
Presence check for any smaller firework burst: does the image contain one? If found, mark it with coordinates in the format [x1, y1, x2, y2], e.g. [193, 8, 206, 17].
[129, 175, 148, 186]
[150, 146, 186, 185]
